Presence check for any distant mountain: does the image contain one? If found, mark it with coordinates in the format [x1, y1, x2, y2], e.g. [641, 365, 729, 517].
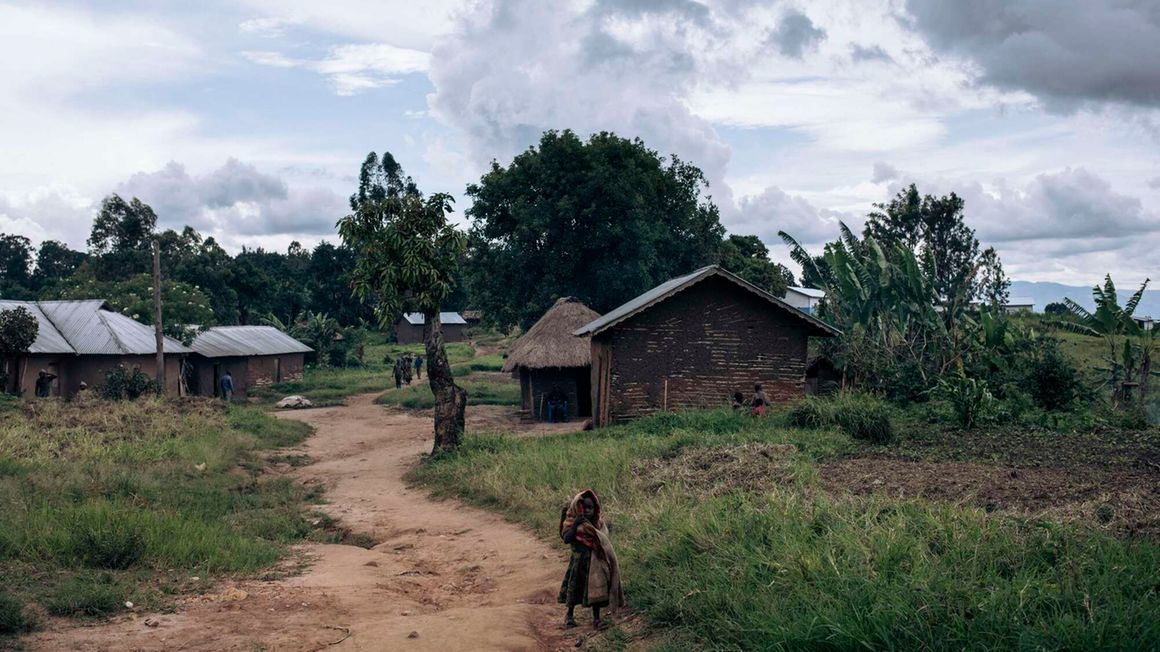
[1009, 281, 1160, 317]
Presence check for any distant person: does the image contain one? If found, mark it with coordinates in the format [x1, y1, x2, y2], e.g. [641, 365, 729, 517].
[751, 383, 768, 417]
[730, 391, 745, 411]
[393, 361, 403, 390]
[402, 355, 413, 385]
[414, 355, 423, 380]
[558, 489, 622, 630]
[34, 369, 57, 398]
[546, 385, 568, 422]
[220, 371, 234, 402]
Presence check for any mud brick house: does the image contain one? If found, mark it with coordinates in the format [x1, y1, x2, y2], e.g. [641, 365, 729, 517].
[573, 266, 840, 427]
[394, 312, 467, 345]
[190, 325, 312, 398]
[0, 299, 191, 397]
[503, 297, 600, 421]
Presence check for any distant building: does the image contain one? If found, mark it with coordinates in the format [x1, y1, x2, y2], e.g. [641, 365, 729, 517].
[504, 297, 599, 422]
[575, 266, 840, 427]
[0, 299, 190, 397]
[462, 310, 483, 327]
[783, 286, 826, 315]
[394, 312, 468, 345]
[1135, 316, 1155, 331]
[1003, 297, 1035, 314]
[190, 325, 312, 399]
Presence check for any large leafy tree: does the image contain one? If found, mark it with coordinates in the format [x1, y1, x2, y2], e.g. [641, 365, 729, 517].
[87, 194, 158, 280]
[0, 234, 35, 299]
[1, 306, 39, 392]
[716, 235, 794, 296]
[864, 184, 980, 307]
[339, 152, 468, 452]
[465, 130, 725, 329]
[34, 240, 87, 293]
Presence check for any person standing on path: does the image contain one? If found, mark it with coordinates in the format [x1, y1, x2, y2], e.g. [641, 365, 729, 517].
[220, 371, 234, 402]
[558, 489, 623, 629]
[393, 361, 403, 390]
[414, 355, 423, 380]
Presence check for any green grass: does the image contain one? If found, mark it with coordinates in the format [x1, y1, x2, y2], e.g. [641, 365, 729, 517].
[409, 409, 1160, 650]
[376, 375, 521, 409]
[0, 397, 316, 637]
[450, 353, 506, 375]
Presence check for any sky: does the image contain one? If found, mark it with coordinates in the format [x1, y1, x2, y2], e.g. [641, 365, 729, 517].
[1, 0, 1158, 286]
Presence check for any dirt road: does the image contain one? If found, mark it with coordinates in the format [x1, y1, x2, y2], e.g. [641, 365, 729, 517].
[28, 394, 572, 651]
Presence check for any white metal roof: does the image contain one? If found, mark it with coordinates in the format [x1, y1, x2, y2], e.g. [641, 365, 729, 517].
[400, 312, 467, 326]
[192, 325, 313, 357]
[786, 286, 826, 299]
[37, 300, 192, 355]
[0, 300, 75, 354]
[1005, 297, 1035, 306]
[574, 266, 840, 338]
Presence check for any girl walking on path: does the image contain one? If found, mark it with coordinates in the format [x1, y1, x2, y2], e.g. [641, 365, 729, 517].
[558, 489, 624, 629]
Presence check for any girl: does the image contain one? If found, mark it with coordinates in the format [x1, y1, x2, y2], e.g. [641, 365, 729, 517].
[558, 489, 623, 629]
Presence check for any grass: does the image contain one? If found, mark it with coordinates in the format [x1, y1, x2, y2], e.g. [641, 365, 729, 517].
[409, 408, 1160, 650]
[450, 353, 506, 376]
[0, 396, 316, 637]
[376, 375, 521, 409]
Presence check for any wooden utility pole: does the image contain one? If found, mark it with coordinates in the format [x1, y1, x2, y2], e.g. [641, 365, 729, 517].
[152, 239, 165, 395]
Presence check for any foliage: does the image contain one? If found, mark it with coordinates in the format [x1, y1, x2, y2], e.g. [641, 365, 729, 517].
[975, 246, 1010, 309]
[1044, 301, 1069, 316]
[98, 365, 159, 400]
[0, 398, 315, 630]
[786, 393, 895, 443]
[0, 306, 38, 355]
[375, 376, 520, 409]
[411, 411, 1160, 650]
[0, 591, 36, 634]
[933, 373, 995, 428]
[716, 234, 794, 296]
[0, 233, 35, 299]
[51, 273, 216, 339]
[464, 130, 726, 329]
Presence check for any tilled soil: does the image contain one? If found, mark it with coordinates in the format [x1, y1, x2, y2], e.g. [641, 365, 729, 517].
[26, 394, 579, 651]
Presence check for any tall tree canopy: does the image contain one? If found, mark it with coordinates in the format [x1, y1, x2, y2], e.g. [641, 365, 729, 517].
[716, 234, 795, 297]
[465, 130, 726, 329]
[0, 234, 34, 299]
[339, 152, 468, 451]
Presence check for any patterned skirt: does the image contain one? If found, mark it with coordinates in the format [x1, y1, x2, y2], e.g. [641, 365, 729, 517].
[558, 546, 598, 607]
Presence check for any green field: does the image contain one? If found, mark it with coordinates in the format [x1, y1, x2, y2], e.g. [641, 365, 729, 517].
[410, 409, 1160, 650]
[0, 397, 317, 637]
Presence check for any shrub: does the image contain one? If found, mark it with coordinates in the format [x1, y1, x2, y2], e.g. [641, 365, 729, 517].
[933, 373, 994, 429]
[784, 393, 895, 444]
[0, 592, 36, 634]
[98, 365, 159, 400]
[1024, 338, 1085, 410]
[44, 575, 125, 617]
[785, 399, 827, 429]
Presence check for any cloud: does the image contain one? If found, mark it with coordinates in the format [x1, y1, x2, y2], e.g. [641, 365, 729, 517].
[236, 0, 464, 50]
[768, 9, 826, 59]
[871, 161, 899, 183]
[243, 43, 429, 95]
[733, 186, 851, 245]
[1148, 176, 1160, 190]
[848, 43, 893, 63]
[117, 160, 345, 237]
[903, 0, 1160, 109]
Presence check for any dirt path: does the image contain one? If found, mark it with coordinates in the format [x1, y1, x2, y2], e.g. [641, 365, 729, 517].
[28, 394, 573, 651]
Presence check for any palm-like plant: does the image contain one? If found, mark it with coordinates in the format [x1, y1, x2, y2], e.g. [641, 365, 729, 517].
[1058, 275, 1154, 404]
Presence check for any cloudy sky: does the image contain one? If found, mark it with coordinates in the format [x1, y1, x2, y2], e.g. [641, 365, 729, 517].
[1, 0, 1157, 285]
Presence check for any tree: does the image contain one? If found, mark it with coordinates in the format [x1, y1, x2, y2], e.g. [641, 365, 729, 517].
[87, 194, 158, 280]
[34, 240, 87, 293]
[717, 235, 793, 296]
[975, 247, 1010, 309]
[50, 274, 215, 340]
[338, 152, 468, 452]
[864, 184, 980, 307]
[0, 306, 38, 392]
[1044, 302, 1069, 316]
[465, 130, 725, 329]
[0, 233, 35, 299]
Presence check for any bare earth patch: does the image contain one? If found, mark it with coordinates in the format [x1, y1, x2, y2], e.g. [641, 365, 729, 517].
[634, 443, 800, 496]
[819, 457, 1160, 539]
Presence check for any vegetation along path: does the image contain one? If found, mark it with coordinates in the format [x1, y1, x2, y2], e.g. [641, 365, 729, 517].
[29, 394, 569, 651]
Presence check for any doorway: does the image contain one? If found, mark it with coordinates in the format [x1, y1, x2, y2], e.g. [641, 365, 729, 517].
[576, 367, 592, 418]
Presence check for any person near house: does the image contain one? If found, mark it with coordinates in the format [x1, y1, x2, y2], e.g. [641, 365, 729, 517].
[731, 391, 745, 411]
[34, 369, 57, 398]
[546, 385, 568, 422]
[751, 383, 768, 417]
[220, 371, 234, 402]
[393, 361, 403, 390]
[558, 489, 623, 629]
[414, 355, 423, 380]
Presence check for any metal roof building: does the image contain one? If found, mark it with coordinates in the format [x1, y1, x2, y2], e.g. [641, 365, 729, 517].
[191, 326, 313, 358]
[400, 312, 468, 326]
[0, 300, 76, 354]
[37, 300, 191, 355]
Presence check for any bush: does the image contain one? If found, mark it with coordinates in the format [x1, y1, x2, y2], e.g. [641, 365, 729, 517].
[0, 592, 36, 634]
[69, 504, 145, 570]
[933, 373, 995, 429]
[44, 575, 125, 617]
[1024, 338, 1085, 410]
[784, 393, 895, 444]
[99, 365, 159, 400]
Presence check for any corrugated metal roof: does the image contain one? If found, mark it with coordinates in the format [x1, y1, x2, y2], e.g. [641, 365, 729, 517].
[38, 300, 191, 355]
[574, 265, 840, 338]
[787, 286, 826, 299]
[400, 312, 468, 326]
[1006, 297, 1035, 307]
[192, 326, 313, 357]
[0, 300, 75, 354]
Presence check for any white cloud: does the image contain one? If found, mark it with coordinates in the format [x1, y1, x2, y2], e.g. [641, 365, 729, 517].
[243, 43, 429, 95]
[236, 0, 464, 50]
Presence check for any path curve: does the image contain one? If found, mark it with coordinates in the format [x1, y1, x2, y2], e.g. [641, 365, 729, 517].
[28, 394, 570, 651]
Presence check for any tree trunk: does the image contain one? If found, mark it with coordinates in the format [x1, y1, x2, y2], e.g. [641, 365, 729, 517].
[424, 310, 467, 453]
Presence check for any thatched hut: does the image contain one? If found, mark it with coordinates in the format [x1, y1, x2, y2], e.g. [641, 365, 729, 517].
[503, 297, 600, 421]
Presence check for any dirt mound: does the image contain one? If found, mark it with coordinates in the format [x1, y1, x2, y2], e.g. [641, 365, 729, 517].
[820, 457, 1160, 539]
[634, 443, 799, 495]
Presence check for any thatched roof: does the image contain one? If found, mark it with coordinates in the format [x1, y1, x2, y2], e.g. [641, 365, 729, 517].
[503, 297, 600, 371]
